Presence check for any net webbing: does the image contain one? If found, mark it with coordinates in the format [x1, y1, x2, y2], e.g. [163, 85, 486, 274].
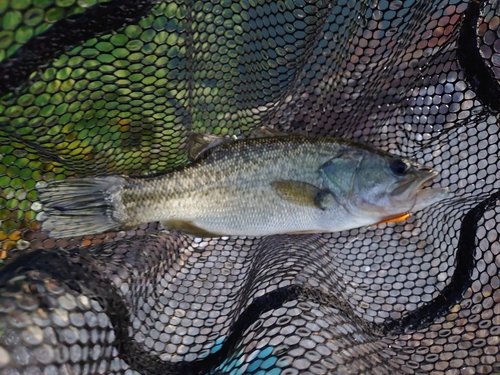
[0, 0, 499, 374]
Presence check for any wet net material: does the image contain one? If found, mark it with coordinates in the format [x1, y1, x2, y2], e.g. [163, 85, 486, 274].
[0, 0, 500, 374]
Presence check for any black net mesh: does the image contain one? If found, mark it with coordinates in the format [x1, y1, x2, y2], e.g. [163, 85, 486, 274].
[1, 0, 500, 374]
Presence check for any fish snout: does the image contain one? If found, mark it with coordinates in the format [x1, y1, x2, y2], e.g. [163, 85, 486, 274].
[416, 167, 439, 187]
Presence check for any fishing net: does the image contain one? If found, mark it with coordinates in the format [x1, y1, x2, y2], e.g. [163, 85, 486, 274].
[0, 0, 499, 373]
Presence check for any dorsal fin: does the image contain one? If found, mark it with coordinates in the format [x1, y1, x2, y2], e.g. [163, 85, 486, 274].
[187, 133, 229, 160]
[248, 125, 288, 138]
[188, 126, 287, 160]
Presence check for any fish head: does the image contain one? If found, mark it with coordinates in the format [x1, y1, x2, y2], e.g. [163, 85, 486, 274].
[320, 147, 451, 222]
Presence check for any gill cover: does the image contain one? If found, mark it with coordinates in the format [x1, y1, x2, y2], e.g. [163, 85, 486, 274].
[318, 149, 365, 205]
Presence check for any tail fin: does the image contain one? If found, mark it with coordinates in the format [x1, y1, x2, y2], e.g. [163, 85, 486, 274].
[36, 176, 128, 238]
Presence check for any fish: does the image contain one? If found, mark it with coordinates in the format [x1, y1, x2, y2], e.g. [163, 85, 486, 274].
[35, 134, 451, 238]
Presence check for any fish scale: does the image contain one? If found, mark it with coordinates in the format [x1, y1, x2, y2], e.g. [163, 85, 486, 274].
[119, 137, 342, 233]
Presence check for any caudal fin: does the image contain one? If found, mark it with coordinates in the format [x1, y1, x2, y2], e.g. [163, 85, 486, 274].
[36, 176, 128, 238]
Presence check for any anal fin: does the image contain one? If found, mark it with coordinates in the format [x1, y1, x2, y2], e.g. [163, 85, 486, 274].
[164, 220, 222, 238]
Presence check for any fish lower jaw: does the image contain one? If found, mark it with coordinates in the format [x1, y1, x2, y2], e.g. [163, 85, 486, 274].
[411, 187, 452, 212]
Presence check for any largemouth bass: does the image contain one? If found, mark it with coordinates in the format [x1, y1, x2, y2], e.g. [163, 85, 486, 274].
[36, 135, 451, 238]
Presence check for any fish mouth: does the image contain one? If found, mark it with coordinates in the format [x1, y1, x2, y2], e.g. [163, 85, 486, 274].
[416, 168, 439, 190]
[390, 168, 439, 199]
[390, 167, 451, 212]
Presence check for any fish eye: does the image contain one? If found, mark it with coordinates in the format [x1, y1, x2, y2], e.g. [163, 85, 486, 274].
[390, 159, 409, 176]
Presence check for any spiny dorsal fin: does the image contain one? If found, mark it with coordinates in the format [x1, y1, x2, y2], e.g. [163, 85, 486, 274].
[188, 127, 287, 160]
[248, 126, 287, 138]
[188, 133, 230, 160]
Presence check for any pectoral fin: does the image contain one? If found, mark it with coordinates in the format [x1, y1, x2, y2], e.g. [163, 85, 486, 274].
[272, 180, 334, 210]
[314, 190, 336, 210]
